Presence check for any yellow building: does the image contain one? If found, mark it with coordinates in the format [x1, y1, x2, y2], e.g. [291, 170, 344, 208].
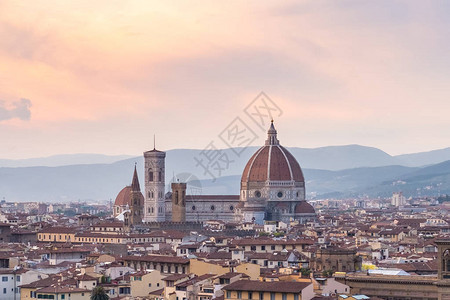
[223, 280, 314, 300]
[232, 238, 314, 253]
[189, 259, 260, 280]
[37, 227, 76, 243]
[130, 270, 166, 298]
[34, 286, 90, 300]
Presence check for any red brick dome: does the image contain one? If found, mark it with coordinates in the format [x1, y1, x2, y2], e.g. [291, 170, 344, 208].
[114, 186, 132, 206]
[114, 186, 144, 207]
[294, 201, 315, 214]
[241, 122, 304, 184]
[241, 144, 304, 183]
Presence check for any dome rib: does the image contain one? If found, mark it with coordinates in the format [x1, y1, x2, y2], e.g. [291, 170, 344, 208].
[277, 145, 293, 180]
[241, 145, 304, 183]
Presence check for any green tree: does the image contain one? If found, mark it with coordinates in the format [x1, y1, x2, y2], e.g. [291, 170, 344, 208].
[321, 270, 334, 277]
[299, 268, 311, 277]
[91, 286, 109, 300]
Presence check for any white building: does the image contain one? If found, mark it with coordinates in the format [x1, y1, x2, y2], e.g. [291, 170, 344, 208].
[0, 268, 48, 300]
[391, 192, 405, 207]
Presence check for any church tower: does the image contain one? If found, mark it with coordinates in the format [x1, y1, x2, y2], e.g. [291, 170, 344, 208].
[171, 182, 186, 222]
[144, 147, 166, 222]
[129, 165, 143, 225]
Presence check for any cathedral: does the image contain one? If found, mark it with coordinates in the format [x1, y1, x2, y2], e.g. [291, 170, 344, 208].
[113, 121, 316, 225]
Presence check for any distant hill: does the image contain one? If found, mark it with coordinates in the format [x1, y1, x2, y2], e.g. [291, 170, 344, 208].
[1, 159, 449, 202]
[2, 145, 450, 170]
[1, 145, 450, 202]
[395, 147, 450, 167]
[0, 154, 133, 167]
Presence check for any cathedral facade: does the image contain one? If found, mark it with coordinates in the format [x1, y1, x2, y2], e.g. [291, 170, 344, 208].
[114, 122, 315, 225]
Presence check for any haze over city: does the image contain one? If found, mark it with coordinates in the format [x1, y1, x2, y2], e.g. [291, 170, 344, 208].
[1, 1, 449, 159]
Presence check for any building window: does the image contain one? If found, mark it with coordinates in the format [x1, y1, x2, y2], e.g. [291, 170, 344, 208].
[271, 245, 275, 250]
[294, 294, 299, 300]
[2, 276, 7, 282]
[261, 246, 266, 251]
[149, 171, 154, 181]
[259, 292, 264, 300]
[226, 291, 231, 298]
[255, 191, 261, 198]
[192, 205, 196, 211]
[230, 205, 234, 211]
[249, 292, 253, 299]
[270, 293, 275, 300]
[211, 205, 215, 211]
[237, 291, 242, 299]
[16, 276, 20, 282]
[282, 293, 287, 300]
[277, 191, 283, 198]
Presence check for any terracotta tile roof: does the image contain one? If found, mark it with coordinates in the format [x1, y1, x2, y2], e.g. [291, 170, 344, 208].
[36, 286, 90, 294]
[122, 255, 189, 264]
[162, 273, 190, 281]
[176, 274, 216, 287]
[217, 272, 245, 279]
[39, 227, 78, 234]
[224, 280, 310, 293]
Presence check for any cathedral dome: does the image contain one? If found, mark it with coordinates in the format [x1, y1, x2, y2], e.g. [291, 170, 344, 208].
[294, 201, 315, 214]
[241, 121, 304, 183]
[114, 186, 144, 207]
[114, 186, 132, 207]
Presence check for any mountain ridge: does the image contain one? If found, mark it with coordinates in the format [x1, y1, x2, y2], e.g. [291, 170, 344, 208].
[1, 144, 449, 170]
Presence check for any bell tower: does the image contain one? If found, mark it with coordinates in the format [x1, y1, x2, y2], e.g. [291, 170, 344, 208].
[171, 182, 186, 222]
[144, 146, 166, 222]
[129, 165, 143, 225]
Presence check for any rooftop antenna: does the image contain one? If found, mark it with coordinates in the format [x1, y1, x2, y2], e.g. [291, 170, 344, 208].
[153, 134, 156, 150]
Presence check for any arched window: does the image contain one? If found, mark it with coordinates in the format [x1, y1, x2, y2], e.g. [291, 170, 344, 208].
[149, 171, 154, 182]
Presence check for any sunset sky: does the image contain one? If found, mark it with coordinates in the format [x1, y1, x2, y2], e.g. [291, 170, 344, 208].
[1, 1, 449, 159]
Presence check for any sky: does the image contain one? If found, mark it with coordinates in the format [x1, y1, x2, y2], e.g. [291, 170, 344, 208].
[0, 0, 449, 159]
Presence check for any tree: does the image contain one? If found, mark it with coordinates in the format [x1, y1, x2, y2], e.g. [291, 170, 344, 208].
[299, 268, 311, 277]
[91, 286, 109, 300]
[321, 270, 334, 277]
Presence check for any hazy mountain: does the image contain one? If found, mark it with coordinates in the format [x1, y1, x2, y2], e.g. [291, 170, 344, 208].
[394, 147, 450, 167]
[0, 154, 133, 168]
[1, 145, 450, 202]
[361, 160, 450, 198]
[2, 145, 449, 170]
[288, 145, 399, 170]
[1, 160, 449, 202]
